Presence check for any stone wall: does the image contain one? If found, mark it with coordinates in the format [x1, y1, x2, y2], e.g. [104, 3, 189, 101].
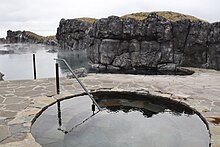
[56, 13, 220, 70]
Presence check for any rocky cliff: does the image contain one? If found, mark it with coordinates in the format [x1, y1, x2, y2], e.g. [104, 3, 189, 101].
[56, 12, 220, 70]
[56, 18, 96, 50]
[6, 30, 58, 46]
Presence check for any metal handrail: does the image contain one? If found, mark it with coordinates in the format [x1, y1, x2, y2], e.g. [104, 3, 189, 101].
[54, 58, 102, 111]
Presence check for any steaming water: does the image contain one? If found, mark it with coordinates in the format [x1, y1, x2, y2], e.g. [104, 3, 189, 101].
[0, 43, 88, 80]
[31, 94, 210, 147]
[0, 43, 193, 80]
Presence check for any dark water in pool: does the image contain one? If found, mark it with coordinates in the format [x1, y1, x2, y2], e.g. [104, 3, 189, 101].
[31, 93, 210, 147]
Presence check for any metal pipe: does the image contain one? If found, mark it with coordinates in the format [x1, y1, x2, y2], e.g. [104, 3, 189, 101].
[55, 63, 60, 94]
[54, 58, 102, 111]
[33, 54, 37, 80]
[57, 99, 62, 127]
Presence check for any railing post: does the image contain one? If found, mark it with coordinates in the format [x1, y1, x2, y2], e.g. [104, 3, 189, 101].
[33, 54, 37, 80]
[55, 63, 60, 94]
[57, 99, 62, 127]
[54, 58, 102, 111]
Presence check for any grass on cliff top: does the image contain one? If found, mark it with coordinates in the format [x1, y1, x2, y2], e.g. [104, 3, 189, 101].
[75, 17, 97, 23]
[25, 31, 45, 40]
[25, 31, 56, 40]
[46, 35, 56, 40]
[121, 11, 206, 22]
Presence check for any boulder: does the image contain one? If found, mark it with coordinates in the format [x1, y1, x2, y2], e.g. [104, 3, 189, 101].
[47, 48, 58, 53]
[112, 53, 131, 69]
[0, 38, 6, 44]
[0, 72, 4, 81]
[88, 62, 107, 72]
[0, 50, 14, 54]
[157, 63, 177, 71]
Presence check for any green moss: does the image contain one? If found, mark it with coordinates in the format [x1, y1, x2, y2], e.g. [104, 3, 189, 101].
[121, 11, 206, 22]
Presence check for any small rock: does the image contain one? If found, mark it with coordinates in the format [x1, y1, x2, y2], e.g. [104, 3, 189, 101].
[202, 109, 210, 112]
[66, 67, 87, 78]
[98, 64, 107, 71]
[157, 63, 177, 71]
[47, 48, 58, 53]
[88, 62, 99, 71]
[107, 65, 120, 72]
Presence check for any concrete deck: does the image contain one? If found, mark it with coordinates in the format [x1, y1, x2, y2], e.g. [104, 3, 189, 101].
[0, 68, 220, 147]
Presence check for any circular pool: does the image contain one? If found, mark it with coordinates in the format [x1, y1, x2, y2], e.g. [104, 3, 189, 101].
[31, 91, 210, 147]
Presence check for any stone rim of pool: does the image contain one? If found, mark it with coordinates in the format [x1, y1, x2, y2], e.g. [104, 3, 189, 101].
[31, 91, 211, 147]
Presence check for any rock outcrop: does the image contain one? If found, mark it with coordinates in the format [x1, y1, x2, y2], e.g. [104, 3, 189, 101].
[0, 50, 14, 54]
[0, 72, 4, 81]
[0, 38, 6, 44]
[56, 12, 220, 70]
[6, 30, 58, 46]
[56, 18, 96, 50]
[66, 67, 87, 78]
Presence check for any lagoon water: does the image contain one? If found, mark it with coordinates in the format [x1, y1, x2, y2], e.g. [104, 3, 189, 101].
[31, 94, 210, 147]
[0, 43, 88, 80]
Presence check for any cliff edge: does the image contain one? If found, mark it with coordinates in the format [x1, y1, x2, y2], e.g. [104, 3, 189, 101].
[56, 11, 220, 70]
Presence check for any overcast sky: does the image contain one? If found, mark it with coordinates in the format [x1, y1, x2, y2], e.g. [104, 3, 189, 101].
[0, 0, 219, 37]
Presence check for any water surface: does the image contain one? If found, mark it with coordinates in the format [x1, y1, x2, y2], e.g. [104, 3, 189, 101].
[0, 43, 88, 80]
[31, 93, 210, 147]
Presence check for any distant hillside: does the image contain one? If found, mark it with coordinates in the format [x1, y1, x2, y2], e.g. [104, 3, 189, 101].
[122, 11, 205, 22]
[6, 30, 57, 46]
[24, 31, 45, 41]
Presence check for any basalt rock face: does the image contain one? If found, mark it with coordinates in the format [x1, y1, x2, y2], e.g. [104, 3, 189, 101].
[6, 30, 58, 46]
[208, 22, 220, 69]
[56, 18, 93, 50]
[56, 13, 220, 70]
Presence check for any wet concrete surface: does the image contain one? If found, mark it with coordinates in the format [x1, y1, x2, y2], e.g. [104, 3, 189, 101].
[0, 67, 219, 146]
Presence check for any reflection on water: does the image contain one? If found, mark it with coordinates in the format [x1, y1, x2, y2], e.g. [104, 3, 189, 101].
[0, 43, 88, 80]
[57, 50, 88, 74]
[0, 43, 193, 80]
[31, 92, 210, 147]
